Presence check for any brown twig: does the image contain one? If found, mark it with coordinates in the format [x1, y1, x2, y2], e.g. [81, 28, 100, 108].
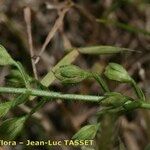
[24, 7, 38, 79]
[34, 4, 72, 64]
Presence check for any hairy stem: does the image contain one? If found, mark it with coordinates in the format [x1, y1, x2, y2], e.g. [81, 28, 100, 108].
[0, 87, 150, 110]
[0, 87, 103, 102]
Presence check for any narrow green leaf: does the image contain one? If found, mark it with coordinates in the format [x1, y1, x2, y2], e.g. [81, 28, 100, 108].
[27, 99, 46, 118]
[15, 62, 31, 88]
[72, 124, 100, 140]
[0, 45, 16, 66]
[11, 91, 31, 107]
[78, 46, 135, 55]
[6, 68, 32, 87]
[0, 116, 27, 140]
[0, 45, 31, 88]
[0, 92, 30, 118]
[0, 102, 11, 117]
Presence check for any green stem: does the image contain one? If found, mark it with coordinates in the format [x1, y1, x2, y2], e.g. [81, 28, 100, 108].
[131, 79, 145, 101]
[140, 102, 150, 110]
[92, 73, 110, 93]
[123, 100, 150, 111]
[27, 99, 47, 119]
[0, 87, 103, 103]
[15, 62, 30, 88]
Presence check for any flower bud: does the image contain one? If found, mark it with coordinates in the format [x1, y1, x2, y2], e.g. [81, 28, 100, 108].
[100, 92, 132, 107]
[104, 63, 132, 83]
[54, 65, 90, 84]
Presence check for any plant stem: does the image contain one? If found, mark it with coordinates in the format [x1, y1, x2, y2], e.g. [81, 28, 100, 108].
[140, 102, 150, 110]
[0, 87, 150, 110]
[27, 99, 47, 119]
[131, 79, 145, 101]
[15, 62, 30, 88]
[92, 73, 110, 93]
[124, 100, 150, 110]
[0, 87, 103, 103]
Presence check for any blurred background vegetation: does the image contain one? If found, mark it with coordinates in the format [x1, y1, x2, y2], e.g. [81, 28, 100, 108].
[0, 0, 150, 150]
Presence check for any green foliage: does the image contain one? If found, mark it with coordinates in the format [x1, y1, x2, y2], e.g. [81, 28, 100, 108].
[6, 68, 32, 87]
[11, 92, 31, 107]
[72, 124, 100, 140]
[0, 43, 148, 142]
[14, 62, 31, 88]
[0, 102, 12, 117]
[0, 92, 30, 118]
[41, 45, 135, 87]
[0, 45, 31, 88]
[0, 45, 16, 65]
[0, 116, 27, 140]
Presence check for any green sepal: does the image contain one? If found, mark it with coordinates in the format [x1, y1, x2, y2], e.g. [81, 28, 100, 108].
[54, 65, 90, 84]
[72, 123, 100, 140]
[100, 92, 132, 107]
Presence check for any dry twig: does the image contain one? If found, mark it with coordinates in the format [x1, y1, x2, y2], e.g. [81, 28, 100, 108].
[35, 5, 72, 64]
[24, 7, 38, 79]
